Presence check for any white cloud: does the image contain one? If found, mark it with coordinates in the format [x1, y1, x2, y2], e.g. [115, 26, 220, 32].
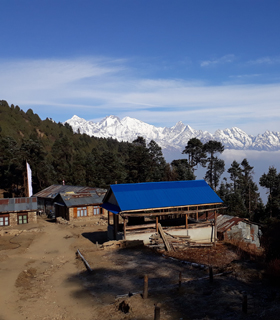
[0, 57, 280, 135]
[247, 56, 280, 65]
[200, 54, 235, 67]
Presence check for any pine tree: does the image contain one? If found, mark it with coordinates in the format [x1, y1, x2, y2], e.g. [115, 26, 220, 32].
[260, 166, 280, 218]
[147, 140, 166, 181]
[171, 159, 195, 180]
[182, 138, 206, 174]
[204, 140, 224, 190]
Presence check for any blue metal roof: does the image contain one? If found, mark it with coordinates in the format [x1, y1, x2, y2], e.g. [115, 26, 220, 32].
[103, 180, 223, 213]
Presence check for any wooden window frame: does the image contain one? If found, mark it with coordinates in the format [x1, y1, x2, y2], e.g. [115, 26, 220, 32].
[93, 206, 100, 215]
[0, 215, 9, 226]
[17, 213, 28, 225]
[77, 207, 87, 217]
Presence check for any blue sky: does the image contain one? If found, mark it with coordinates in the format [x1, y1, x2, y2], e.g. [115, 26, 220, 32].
[1, 0, 280, 135]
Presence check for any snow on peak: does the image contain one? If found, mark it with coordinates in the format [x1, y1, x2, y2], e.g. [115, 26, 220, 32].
[71, 115, 84, 121]
[64, 115, 280, 151]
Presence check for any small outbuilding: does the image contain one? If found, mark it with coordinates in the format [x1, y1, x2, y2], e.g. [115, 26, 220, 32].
[0, 197, 37, 228]
[102, 180, 225, 245]
[200, 212, 261, 248]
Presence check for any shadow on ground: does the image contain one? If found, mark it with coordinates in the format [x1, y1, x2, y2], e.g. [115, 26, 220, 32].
[81, 231, 108, 244]
[66, 245, 280, 319]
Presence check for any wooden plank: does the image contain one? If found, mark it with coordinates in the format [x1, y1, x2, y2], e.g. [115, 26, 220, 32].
[158, 223, 174, 252]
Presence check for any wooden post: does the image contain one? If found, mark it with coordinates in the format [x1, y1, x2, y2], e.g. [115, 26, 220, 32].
[156, 216, 159, 233]
[123, 218, 127, 240]
[185, 213, 188, 229]
[242, 292, 247, 313]
[196, 206, 198, 221]
[114, 214, 119, 240]
[143, 274, 148, 299]
[154, 304, 160, 320]
[179, 271, 182, 288]
[214, 210, 217, 247]
[209, 266, 213, 283]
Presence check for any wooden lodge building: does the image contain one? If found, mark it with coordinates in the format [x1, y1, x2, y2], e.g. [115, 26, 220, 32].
[102, 180, 226, 245]
[33, 185, 107, 221]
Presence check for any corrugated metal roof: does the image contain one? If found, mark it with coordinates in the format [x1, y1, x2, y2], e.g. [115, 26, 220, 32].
[199, 212, 247, 233]
[59, 192, 104, 207]
[103, 180, 223, 213]
[0, 197, 37, 213]
[33, 185, 107, 199]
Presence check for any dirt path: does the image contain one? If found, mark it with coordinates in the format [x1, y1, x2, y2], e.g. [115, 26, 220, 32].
[1, 217, 280, 320]
[0, 218, 95, 320]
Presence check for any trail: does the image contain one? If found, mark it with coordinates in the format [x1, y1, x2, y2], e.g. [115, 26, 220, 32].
[0, 218, 94, 320]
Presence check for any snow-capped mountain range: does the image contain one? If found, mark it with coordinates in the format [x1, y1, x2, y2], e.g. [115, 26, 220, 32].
[65, 115, 280, 153]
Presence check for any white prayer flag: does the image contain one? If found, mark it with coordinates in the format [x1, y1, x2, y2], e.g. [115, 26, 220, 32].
[26, 161, 33, 197]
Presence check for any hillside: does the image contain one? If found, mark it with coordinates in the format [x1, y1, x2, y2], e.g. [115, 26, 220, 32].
[0, 101, 167, 195]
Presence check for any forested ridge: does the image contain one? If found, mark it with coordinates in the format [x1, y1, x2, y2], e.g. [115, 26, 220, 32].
[1, 100, 280, 224]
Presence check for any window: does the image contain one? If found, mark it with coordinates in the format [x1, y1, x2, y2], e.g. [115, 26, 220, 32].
[77, 207, 87, 217]
[0, 216, 9, 226]
[18, 214, 28, 224]
[93, 206, 100, 215]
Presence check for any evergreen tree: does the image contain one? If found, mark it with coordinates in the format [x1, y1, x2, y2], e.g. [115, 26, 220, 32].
[147, 140, 166, 181]
[182, 138, 206, 174]
[126, 137, 151, 183]
[204, 140, 224, 190]
[171, 159, 195, 180]
[220, 159, 263, 219]
[260, 166, 280, 218]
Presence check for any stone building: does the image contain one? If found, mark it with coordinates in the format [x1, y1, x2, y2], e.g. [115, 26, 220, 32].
[0, 197, 37, 228]
[54, 190, 107, 221]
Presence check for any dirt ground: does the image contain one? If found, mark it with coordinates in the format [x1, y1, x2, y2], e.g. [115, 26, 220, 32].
[0, 216, 280, 320]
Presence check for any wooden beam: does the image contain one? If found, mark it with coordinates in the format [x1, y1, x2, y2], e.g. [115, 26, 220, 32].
[214, 210, 217, 247]
[120, 203, 224, 214]
[185, 213, 188, 229]
[156, 216, 158, 233]
[121, 206, 227, 217]
[113, 214, 117, 239]
[126, 223, 156, 231]
[123, 218, 126, 240]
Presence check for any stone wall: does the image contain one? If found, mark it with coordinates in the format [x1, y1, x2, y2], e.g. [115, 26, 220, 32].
[9, 213, 18, 227]
[0, 210, 37, 227]
[68, 205, 105, 221]
[28, 211, 37, 224]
